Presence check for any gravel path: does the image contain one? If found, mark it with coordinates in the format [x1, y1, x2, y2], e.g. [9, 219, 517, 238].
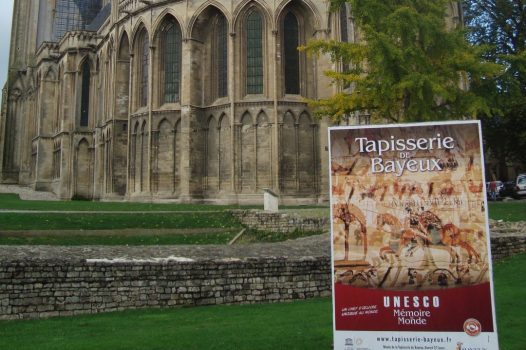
[0, 234, 331, 262]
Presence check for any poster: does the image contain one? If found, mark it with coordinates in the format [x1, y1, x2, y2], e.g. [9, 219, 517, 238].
[329, 121, 499, 350]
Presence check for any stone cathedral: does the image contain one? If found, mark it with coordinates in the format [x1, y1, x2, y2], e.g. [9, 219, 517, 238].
[0, 0, 462, 203]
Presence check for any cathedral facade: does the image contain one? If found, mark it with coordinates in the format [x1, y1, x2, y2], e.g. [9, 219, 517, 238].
[0, 0, 462, 203]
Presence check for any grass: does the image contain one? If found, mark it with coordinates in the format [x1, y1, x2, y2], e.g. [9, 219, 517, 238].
[237, 229, 324, 243]
[0, 193, 325, 212]
[0, 193, 250, 212]
[492, 253, 526, 349]
[0, 193, 326, 245]
[0, 212, 242, 231]
[0, 298, 332, 350]
[0, 254, 523, 350]
[487, 201, 526, 222]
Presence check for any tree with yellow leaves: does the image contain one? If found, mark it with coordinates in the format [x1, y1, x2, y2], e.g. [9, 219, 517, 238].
[303, 0, 500, 123]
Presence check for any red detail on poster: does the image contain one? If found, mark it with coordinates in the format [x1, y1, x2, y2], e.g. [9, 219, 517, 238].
[335, 282, 494, 332]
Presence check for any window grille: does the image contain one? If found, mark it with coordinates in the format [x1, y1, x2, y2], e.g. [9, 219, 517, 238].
[216, 16, 228, 98]
[246, 10, 263, 94]
[163, 22, 182, 103]
[80, 60, 91, 127]
[140, 31, 149, 107]
[284, 12, 299, 94]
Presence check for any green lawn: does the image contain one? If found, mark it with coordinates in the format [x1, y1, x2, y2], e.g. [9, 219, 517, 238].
[236, 229, 324, 243]
[0, 212, 241, 231]
[487, 201, 526, 222]
[492, 253, 526, 350]
[0, 254, 523, 350]
[0, 298, 332, 350]
[0, 193, 326, 245]
[0, 193, 249, 212]
[0, 193, 325, 212]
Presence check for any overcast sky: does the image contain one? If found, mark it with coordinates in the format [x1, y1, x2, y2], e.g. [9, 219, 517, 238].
[0, 0, 14, 89]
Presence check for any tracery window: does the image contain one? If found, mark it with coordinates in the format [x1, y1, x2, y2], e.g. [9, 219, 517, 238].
[216, 16, 228, 98]
[283, 12, 300, 94]
[80, 60, 91, 127]
[162, 20, 182, 103]
[139, 30, 149, 107]
[53, 0, 102, 41]
[340, 3, 349, 43]
[246, 10, 263, 94]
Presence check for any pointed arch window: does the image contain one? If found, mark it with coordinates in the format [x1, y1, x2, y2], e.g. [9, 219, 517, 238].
[246, 10, 263, 94]
[340, 3, 349, 43]
[139, 30, 150, 107]
[215, 16, 228, 98]
[339, 4, 352, 85]
[162, 20, 182, 103]
[80, 60, 91, 127]
[284, 12, 300, 95]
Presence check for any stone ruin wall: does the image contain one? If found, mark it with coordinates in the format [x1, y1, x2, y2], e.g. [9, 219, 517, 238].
[0, 219, 523, 321]
[230, 210, 330, 233]
[0, 257, 331, 321]
[231, 210, 526, 260]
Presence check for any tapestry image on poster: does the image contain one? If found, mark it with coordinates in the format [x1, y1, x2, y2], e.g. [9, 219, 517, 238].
[329, 121, 498, 350]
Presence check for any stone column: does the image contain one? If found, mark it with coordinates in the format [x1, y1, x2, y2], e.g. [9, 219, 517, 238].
[147, 45, 155, 195]
[126, 53, 134, 197]
[271, 29, 280, 193]
[2, 94, 20, 182]
[313, 29, 333, 202]
[35, 73, 57, 191]
[17, 95, 31, 185]
[229, 32, 236, 195]
[178, 38, 193, 201]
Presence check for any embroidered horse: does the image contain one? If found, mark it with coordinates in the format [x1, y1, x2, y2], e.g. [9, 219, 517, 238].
[333, 203, 368, 260]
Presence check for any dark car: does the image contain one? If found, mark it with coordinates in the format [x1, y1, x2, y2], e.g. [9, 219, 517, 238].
[500, 181, 517, 198]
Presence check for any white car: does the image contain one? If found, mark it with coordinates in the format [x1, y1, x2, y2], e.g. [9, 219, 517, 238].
[516, 174, 526, 198]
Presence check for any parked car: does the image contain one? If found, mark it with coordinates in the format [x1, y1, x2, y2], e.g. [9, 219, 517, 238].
[516, 174, 526, 198]
[500, 181, 517, 198]
[486, 181, 504, 200]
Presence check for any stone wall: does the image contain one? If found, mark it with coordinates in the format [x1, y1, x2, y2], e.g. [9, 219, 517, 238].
[0, 257, 331, 320]
[491, 236, 526, 260]
[489, 220, 526, 260]
[231, 210, 329, 233]
[0, 220, 523, 321]
[231, 211, 526, 260]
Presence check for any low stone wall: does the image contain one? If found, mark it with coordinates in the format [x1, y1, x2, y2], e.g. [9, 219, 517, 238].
[490, 220, 526, 260]
[230, 210, 329, 233]
[230, 210, 526, 260]
[0, 220, 523, 321]
[0, 257, 331, 320]
[491, 236, 526, 260]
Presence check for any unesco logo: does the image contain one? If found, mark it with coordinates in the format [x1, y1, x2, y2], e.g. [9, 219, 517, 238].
[344, 338, 354, 350]
[344, 337, 364, 350]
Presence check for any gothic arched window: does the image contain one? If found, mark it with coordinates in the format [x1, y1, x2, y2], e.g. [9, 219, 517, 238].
[215, 16, 228, 98]
[139, 30, 149, 107]
[340, 3, 349, 43]
[284, 12, 300, 95]
[246, 9, 263, 94]
[162, 20, 182, 103]
[339, 4, 352, 86]
[80, 60, 91, 127]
